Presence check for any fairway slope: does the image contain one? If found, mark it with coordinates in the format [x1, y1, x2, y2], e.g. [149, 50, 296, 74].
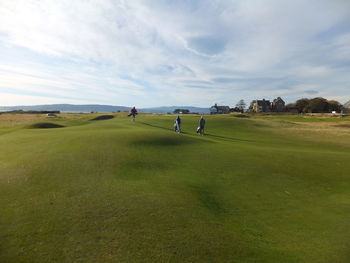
[1, 113, 350, 262]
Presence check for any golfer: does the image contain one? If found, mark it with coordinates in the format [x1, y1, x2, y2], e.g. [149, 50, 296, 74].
[174, 115, 181, 133]
[129, 106, 137, 121]
[197, 116, 205, 135]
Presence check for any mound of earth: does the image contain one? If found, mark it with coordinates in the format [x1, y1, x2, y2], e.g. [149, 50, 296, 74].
[90, 115, 115, 121]
[29, 122, 65, 129]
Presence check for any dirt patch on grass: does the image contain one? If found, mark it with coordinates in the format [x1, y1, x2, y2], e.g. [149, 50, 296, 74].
[28, 122, 65, 129]
[90, 115, 115, 121]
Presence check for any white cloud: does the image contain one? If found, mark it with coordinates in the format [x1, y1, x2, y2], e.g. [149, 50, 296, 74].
[0, 92, 84, 106]
[0, 0, 349, 106]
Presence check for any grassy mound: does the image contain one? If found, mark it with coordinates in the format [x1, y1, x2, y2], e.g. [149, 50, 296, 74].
[28, 122, 65, 129]
[90, 115, 114, 121]
[1, 113, 350, 262]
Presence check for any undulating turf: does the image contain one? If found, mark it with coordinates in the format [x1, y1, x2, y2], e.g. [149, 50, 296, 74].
[1, 113, 350, 262]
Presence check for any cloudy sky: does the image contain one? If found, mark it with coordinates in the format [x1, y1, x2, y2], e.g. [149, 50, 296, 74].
[0, 0, 349, 107]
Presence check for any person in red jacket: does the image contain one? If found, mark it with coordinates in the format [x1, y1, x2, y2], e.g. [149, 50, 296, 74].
[129, 106, 138, 121]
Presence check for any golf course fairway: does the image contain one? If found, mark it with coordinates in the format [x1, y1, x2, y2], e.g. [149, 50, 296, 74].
[1, 113, 349, 262]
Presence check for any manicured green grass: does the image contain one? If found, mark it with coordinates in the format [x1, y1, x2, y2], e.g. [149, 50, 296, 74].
[1, 113, 350, 262]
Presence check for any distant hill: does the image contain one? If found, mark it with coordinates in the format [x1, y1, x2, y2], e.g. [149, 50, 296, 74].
[0, 104, 210, 114]
[0, 104, 130, 113]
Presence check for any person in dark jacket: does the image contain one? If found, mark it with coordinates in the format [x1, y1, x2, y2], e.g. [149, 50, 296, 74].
[197, 116, 205, 135]
[174, 115, 181, 133]
[129, 106, 137, 121]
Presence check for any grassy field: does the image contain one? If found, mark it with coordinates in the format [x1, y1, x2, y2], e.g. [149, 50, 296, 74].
[1, 113, 350, 262]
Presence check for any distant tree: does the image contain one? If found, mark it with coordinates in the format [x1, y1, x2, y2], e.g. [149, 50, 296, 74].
[293, 97, 342, 113]
[308, 97, 329, 113]
[286, 103, 296, 109]
[230, 107, 241, 112]
[236, 99, 246, 112]
[173, 109, 190, 114]
[249, 101, 255, 110]
[285, 103, 298, 113]
[295, 98, 310, 113]
[328, 100, 342, 112]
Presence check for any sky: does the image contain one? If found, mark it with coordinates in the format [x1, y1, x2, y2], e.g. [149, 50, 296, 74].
[0, 0, 350, 107]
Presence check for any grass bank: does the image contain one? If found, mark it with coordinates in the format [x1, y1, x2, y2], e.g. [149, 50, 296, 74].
[1, 113, 349, 262]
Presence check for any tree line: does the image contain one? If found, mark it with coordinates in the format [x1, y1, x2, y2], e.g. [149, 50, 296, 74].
[234, 97, 345, 113]
[286, 97, 343, 113]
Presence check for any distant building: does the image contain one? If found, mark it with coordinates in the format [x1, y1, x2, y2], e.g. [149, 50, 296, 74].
[210, 104, 231, 114]
[251, 99, 271, 112]
[271, 97, 286, 112]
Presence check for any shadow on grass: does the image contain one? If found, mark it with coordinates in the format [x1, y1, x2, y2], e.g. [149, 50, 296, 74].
[138, 121, 172, 131]
[205, 133, 255, 143]
[131, 136, 198, 147]
[233, 114, 250, 118]
[138, 121, 197, 136]
[90, 115, 115, 121]
[28, 122, 65, 129]
[334, 124, 350, 128]
[139, 121, 255, 143]
[190, 184, 227, 215]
